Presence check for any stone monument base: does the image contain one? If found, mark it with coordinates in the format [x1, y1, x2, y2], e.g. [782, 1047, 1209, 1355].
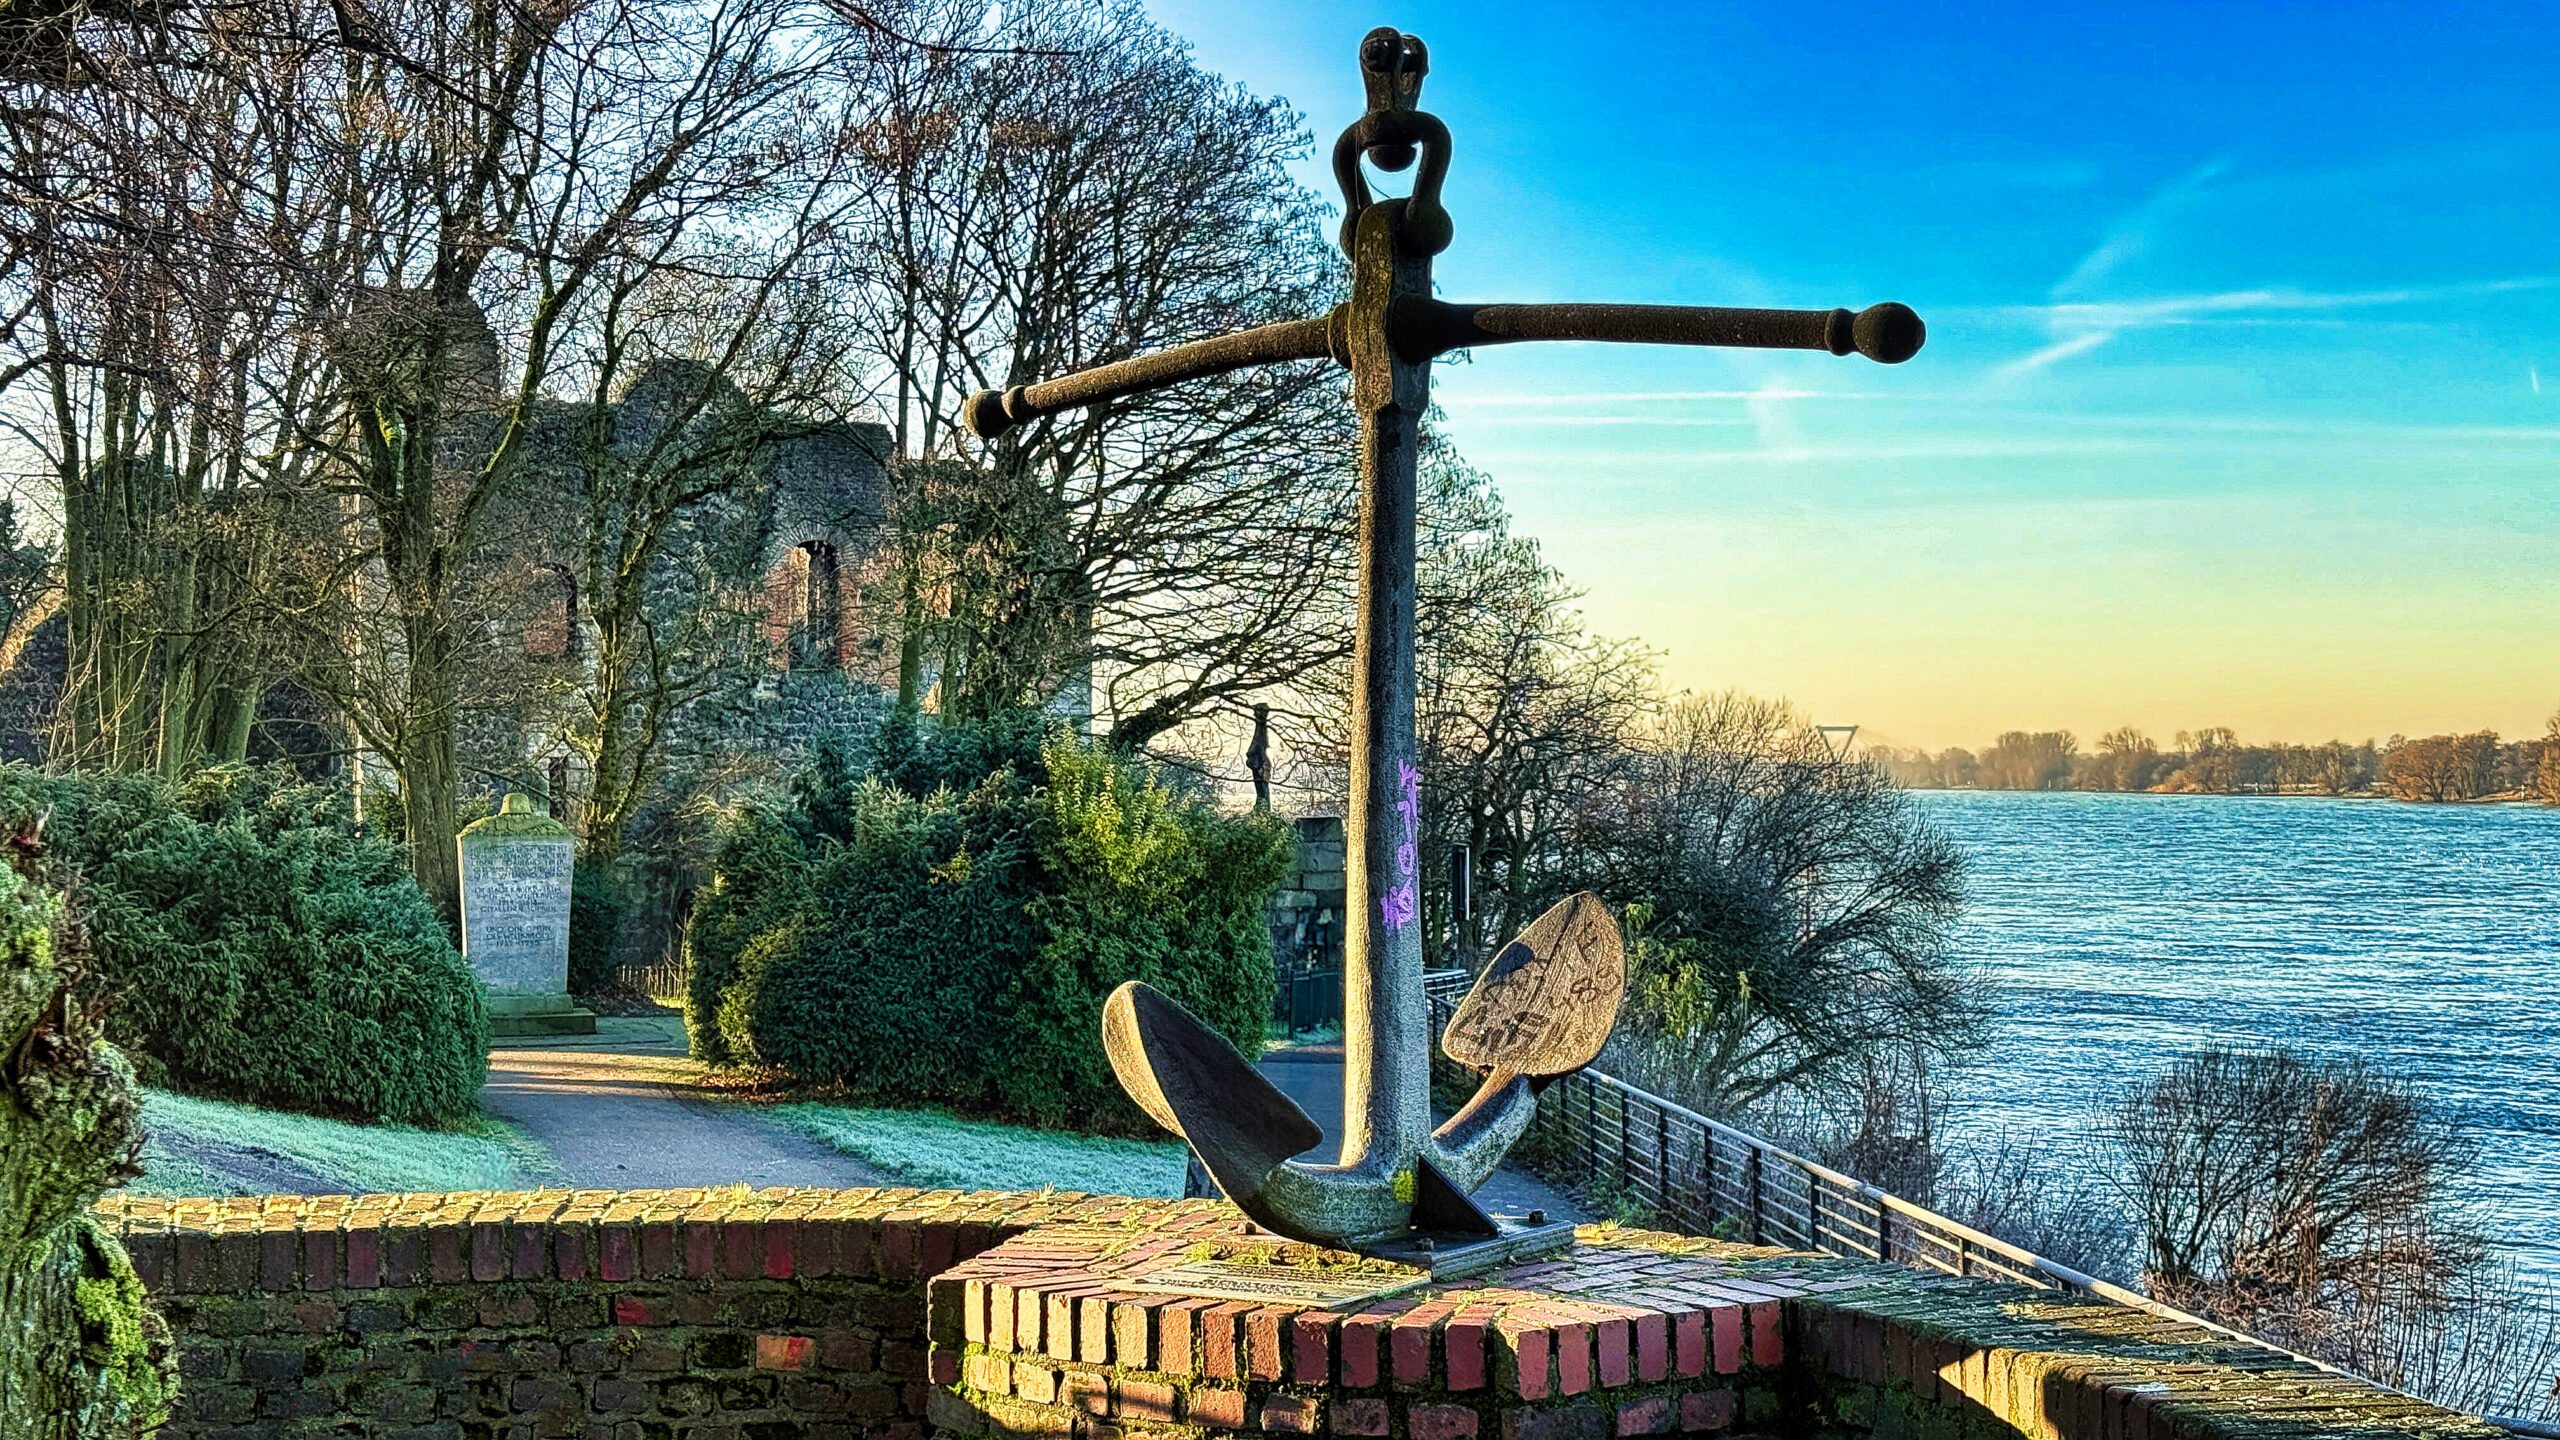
[484, 989, 598, 1038]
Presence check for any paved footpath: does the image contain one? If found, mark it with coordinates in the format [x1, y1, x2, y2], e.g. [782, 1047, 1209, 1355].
[480, 1016, 888, 1190]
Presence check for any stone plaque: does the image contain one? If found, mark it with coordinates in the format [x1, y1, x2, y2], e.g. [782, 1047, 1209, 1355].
[1125, 1260, 1425, 1307]
[457, 793, 575, 997]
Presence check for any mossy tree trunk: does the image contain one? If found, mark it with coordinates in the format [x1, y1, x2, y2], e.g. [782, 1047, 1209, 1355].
[0, 860, 175, 1436]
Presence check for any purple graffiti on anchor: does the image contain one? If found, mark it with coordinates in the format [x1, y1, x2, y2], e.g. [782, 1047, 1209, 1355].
[1380, 760, 1422, 932]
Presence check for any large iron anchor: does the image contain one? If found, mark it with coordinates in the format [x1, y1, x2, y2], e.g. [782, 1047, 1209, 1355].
[967, 27, 1924, 1258]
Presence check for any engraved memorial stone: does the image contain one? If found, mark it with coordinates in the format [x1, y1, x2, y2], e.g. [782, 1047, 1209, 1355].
[975, 27, 1924, 1264]
[458, 792, 595, 1037]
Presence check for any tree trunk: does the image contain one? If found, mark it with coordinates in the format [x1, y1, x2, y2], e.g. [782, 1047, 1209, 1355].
[401, 610, 465, 927]
[0, 861, 176, 1436]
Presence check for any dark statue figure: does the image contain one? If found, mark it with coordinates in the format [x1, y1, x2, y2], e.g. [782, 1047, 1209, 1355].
[966, 28, 1923, 1270]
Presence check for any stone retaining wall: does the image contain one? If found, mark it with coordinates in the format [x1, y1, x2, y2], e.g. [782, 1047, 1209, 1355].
[94, 1187, 2506, 1440]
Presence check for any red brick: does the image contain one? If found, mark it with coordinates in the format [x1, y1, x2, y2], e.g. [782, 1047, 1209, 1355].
[722, 1219, 763, 1279]
[1080, 1293, 1114, 1364]
[1633, 1313, 1667, 1383]
[1203, 1301, 1254, 1380]
[554, 1224, 588, 1281]
[835, 1217, 878, 1277]
[758, 1334, 815, 1371]
[1748, 1304, 1782, 1369]
[1500, 1322, 1551, 1401]
[964, 1354, 1011, 1394]
[252, 1228, 291, 1291]
[1062, 1369, 1109, 1414]
[639, 1219, 678, 1278]
[765, 1219, 797, 1279]
[963, 1279, 992, 1344]
[1014, 1363, 1058, 1405]
[612, 1296, 665, 1327]
[1189, 1387, 1248, 1428]
[920, 1223, 957, 1278]
[683, 1217, 718, 1278]
[471, 1221, 505, 1282]
[1332, 1398, 1391, 1436]
[1393, 1303, 1453, 1387]
[1679, 1392, 1735, 1432]
[1016, 1285, 1045, 1353]
[882, 1218, 921, 1281]
[1115, 1378, 1177, 1422]
[1711, 1307, 1743, 1375]
[1115, 1298, 1164, 1369]
[382, 1227, 423, 1287]
[1294, 1311, 1340, 1384]
[1411, 1404, 1482, 1440]
[1159, 1299, 1209, 1376]
[344, 1228, 380, 1290]
[298, 1230, 335, 1292]
[1249, 1306, 1299, 1381]
[1617, 1396, 1675, 1435]
[1341, 1312, 1390, 1388]
[429, 1225, 466, 1283]
[1501, 1402, 1607, 1440]
[1262, 1394, 1321, 1434]
[600, 1224, 637, 1283]
[1554, 1320, 1593, 1396]
[1446, 1308, 1492, 1392]
[1595, 1318, 1631, 1388]
[1673, 1311, 1706, 1379]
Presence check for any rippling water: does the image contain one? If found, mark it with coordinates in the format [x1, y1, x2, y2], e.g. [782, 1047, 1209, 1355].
[1911, 789, 2560, 1290]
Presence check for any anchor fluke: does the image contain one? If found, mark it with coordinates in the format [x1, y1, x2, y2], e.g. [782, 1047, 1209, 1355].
[1442, 891, 1626, 1083]
[1102, 982, 1323, 1202]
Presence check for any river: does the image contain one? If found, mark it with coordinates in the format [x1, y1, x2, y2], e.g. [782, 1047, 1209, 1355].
[1910, 788, 2560, 1293]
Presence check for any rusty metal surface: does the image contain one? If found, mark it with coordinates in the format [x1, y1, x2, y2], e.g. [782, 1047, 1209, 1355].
[1441, 892, 1625, 1080]
[1101, 982, 1323, 1204]
[964, 26, 1927, 1255]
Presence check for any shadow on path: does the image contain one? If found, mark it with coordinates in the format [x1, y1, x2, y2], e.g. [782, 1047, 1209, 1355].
[482, 1016, 887, 1190]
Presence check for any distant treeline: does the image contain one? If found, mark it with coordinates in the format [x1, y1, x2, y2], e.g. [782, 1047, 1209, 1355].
[1871, 715, 2560, 804]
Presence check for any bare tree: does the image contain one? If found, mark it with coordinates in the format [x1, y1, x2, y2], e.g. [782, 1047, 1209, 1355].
[847, 0, 1356, 749]
[2102, 1047, 2478, 1306]
[1587, 692, 1983, 1114]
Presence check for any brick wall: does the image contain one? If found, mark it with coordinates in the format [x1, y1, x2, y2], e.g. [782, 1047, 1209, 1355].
[93, 1186, 1183, 1439]
[95, 1188, 2506, 1440]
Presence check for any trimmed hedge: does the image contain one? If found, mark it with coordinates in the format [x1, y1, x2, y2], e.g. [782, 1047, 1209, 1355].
[688, 714, 1288, 1132]
[0, 764, 489, 1126]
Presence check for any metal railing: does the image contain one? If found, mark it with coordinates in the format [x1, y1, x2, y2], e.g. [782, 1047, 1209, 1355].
[1418, 980, 2150, 1309]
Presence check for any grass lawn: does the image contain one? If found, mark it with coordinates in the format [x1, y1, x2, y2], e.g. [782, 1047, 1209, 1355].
[132, 1089, 533, 1197]
[764, 1103, 1188, 1197]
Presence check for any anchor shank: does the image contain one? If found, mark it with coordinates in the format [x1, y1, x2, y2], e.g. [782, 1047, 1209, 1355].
[963, 313, 1338, 440]
[1339, 197, 1436, 1176]
[1392, 297, 1925, 366]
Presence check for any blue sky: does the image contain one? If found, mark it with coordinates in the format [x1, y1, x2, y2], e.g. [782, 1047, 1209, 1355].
[1149, 0, 2560, 750]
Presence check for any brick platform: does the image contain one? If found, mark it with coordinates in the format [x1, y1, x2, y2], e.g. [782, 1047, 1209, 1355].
[91, 1187, 2511, 1440]
[927, 1212, 2508, 1440]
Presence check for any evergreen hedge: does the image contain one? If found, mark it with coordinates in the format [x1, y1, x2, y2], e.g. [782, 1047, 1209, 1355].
[688, 714, 1288, 1131]
[0, 765, 489, 1126]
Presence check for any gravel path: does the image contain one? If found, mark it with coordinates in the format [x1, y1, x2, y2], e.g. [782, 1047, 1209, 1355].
[480, 1017, 888, 1190]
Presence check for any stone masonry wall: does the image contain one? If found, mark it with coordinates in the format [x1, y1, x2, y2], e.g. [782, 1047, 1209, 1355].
[94, 1186, 2507, 1440]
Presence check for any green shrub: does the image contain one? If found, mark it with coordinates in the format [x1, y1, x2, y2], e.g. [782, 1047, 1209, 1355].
[690, 716, 1288, 1131]
[0, 764, 489, 1126]
[568, 860, 626, 995]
